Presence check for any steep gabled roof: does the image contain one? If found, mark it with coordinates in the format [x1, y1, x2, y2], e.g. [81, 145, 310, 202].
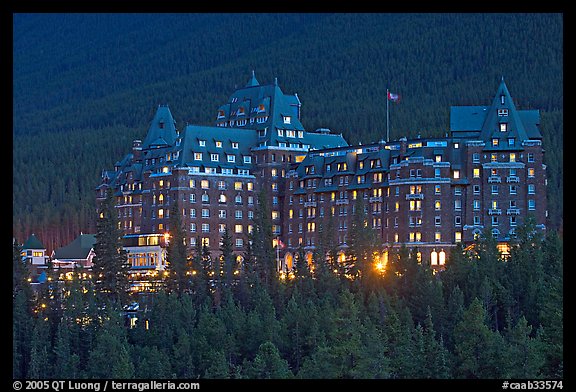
[450, 79, 542, 145]
[23, 234, 45, 250]
[52, 234, 96, 260]
[479, 79, 530, 145]
[142, 105, 178, 149]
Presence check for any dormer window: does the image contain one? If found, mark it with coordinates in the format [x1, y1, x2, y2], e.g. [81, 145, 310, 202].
[258, 104, 266, 113]
[498, 109, 509, 116]
[500, 123, 508, 132]
[199, 140, 206, 147]
[232, 142, 239, 149]
[277, 129, 284, 137]
[238, 107, 245, 116]
[159, 120, 164, 129]
[216, 141, 222, 148]
[283, 116, 291, 124]
[492, 138, 499, 147]
[217, 110, 225, 119]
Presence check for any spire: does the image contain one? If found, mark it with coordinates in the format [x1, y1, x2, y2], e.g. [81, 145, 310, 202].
[245, 70, 259, 87]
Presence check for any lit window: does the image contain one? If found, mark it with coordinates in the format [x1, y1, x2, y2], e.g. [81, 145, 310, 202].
[201, 180, 209, 189]
[431, 251, 438, 266]
[500, 123, 507, 132]
[435, 185, 441, 194]
[194, 153, 202, 161]
[439, 251, 446, 265]
[435, 200, 441, 210]
[492, 138, 499, 147]
[528, 168, 535, 177]
[235, 224, 243, 234]
[491, 154, 498, 162]
[509, 153, 516, 162]
[215, 141, 222, 148]
[473, 168, 480, 178]
[234, 182, 242, 190]
[455, 231, 462, 242]
[219, 194, 226, 203]
[435, 232, 441, 242]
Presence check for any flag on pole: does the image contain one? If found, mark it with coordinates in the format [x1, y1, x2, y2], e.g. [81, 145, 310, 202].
[387, 91, 400, 102]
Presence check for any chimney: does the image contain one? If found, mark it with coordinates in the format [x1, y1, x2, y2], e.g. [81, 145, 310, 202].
[132, 140, 142, 161]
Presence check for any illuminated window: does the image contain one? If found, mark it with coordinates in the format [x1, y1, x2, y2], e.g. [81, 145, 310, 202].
[272, 211, 279, 220]
[528, 168, 535, 177]
[202, 238, 209, 247]
[491, 153, 498, 162]
[435, 232, 441, 242]
[194, 153, 202, 161]
[455, 232, 462, 242]
[439, 251, 446, 265]
[500, 123, 507, 132]
[431, 251, 438, 266]
[435, 200, 441, 210]
[235, 224, 243, 233]
[219, 194, 226, 203]
[492, 138, 499, 147]
[201, 180, 209, 189]
[473, 168, 480, 178]
[453, 170, 460, 179]
[509, 153, 516, 162]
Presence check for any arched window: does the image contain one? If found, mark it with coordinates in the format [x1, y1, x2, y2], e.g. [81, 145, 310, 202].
[439, 250, 446, 265]
[431, 250, 438, 266]
[284, 253, 293, 271]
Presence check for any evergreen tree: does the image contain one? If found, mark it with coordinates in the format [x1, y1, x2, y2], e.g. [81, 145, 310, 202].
[92, 189, 130, 306]
[166, 200, 191, 296]
[453, 298, 506, 378]
[244, 341, 293, 379]
[251, 188, 276, 291]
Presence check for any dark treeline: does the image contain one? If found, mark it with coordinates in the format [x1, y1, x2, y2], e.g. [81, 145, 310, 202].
[12, 189, 563, 379]
[12, 13, 563, 252]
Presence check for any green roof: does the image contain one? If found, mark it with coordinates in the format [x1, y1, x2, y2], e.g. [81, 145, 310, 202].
[23, 234, 44, 250]
[53, 234, 96, 260]
[142, 105, 178, 149]
[450, 79, 542, 146]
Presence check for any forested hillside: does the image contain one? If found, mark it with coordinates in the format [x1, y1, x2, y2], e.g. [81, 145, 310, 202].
[12, 13, 563, 252]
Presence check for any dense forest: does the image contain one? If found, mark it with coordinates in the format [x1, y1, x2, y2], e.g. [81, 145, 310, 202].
[12, 190, 564, 380]
[12, 13, 563, 253]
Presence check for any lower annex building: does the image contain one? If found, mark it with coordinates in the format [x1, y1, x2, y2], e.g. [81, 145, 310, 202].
[96, 73, 547, 278]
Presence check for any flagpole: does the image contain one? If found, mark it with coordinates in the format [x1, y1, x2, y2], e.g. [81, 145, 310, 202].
[386, 88, 390, 142]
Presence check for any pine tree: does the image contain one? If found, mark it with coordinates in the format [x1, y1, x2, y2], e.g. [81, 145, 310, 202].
[166, 200, 191, 296]
[243, 341, 293, 379]
[92, 189, 130, 306]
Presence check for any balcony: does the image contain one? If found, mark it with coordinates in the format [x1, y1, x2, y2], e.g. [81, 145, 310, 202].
[369, 196, 382, 203]
[304, 201, 317, 207]
[488, 208, 502, 215]
[507, 208, 520, 215]
[488, 176, 502, 183]
[506, 176, 520, 183]
[406, 193, 424, 200]
[335, 199, 349, 205]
